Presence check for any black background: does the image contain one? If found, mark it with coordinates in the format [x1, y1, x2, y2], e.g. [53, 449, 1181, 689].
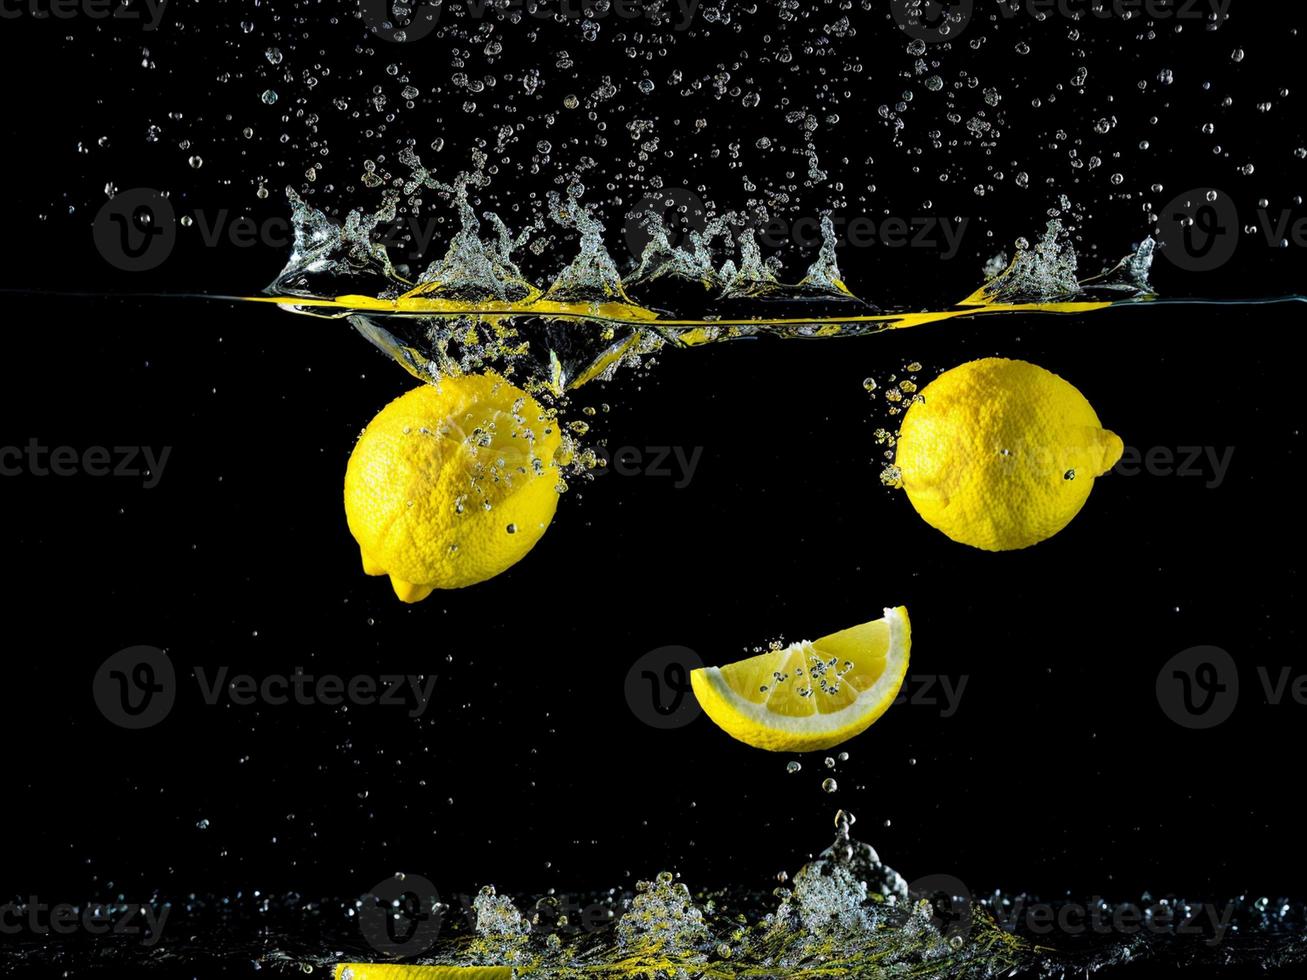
[0, 0, 1304, 930]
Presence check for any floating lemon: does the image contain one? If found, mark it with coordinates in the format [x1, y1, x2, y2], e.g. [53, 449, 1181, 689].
[690, 607, 910, 752]
[344, 375, 564, 601]
[893, 357, 1122, 551]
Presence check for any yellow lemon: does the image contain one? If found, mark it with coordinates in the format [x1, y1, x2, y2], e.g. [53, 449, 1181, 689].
[893, 357, 1122, 551]
[690, 607, 910, 752]
[334, 968, 510, 980]
[344, 374, 564, 601]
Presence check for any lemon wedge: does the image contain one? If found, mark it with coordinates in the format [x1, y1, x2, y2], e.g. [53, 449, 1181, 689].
[690, 607, 910, 752]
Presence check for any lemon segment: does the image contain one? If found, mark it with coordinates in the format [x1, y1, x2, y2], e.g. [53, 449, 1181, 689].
[344, 374, 564, 600]
[690, 607, 910, 752]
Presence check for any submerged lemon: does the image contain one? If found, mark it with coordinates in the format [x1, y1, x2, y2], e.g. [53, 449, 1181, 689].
[344, 374, 563, 602]
[691, 607, 910, 753]
[893, 358, 1122, 551]
[334, 968, 510, 980]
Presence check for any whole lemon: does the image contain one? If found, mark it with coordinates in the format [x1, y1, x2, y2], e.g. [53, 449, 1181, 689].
[344, 374, 564, 601]
[893, 357, 1122, 551]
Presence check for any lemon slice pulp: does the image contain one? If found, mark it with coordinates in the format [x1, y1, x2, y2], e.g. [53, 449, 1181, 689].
[690, 606, 911, 752]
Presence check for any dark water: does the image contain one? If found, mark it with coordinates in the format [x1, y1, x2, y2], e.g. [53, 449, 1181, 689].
[3, 293, 1306, 978]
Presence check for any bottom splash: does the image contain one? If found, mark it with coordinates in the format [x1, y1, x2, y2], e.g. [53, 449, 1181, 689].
[7, 812, 1304, 979]
[439, 811, 1025, 980]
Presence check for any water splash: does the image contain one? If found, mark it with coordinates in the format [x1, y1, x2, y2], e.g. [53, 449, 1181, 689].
[451, 812, 1027, 980]
[984, 209, 1156, 303]
[260, 177, 1155, 393]
[6, 811, 1306, 979]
